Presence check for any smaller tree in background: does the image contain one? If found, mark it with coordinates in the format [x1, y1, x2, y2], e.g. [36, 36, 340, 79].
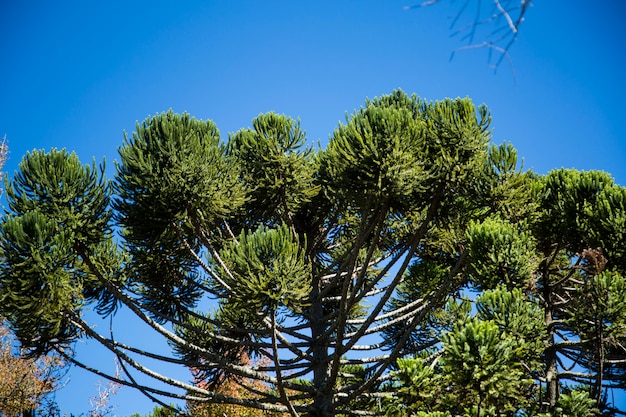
[0, 322, 62, 416]
[187, 352, 289, 417]
[87, 366, 123, 417]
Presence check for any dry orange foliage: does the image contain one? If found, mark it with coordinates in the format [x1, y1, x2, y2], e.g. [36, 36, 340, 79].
[0, 319, 62, 416]
[187, 353, 290, 417]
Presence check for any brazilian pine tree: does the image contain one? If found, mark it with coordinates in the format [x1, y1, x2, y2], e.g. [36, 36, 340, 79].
[1, 90, 625, 416]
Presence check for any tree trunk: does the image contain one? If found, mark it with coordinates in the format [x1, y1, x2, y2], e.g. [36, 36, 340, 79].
[593, 317, 604, 404]
[543, 281, 559, 412]
[309, 273, 333, 417]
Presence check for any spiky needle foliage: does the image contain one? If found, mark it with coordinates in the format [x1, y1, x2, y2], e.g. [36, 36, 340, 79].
[1, 91, 625, 417]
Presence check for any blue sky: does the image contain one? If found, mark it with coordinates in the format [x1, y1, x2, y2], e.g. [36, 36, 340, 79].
[1, 1, 625, 415]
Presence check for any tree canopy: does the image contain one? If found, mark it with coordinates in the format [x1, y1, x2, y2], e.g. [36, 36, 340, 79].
[1, 90, 625, 416]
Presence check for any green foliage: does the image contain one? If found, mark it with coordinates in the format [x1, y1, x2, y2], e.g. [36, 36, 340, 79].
[391, 287, 544, 416]
[116, 110, 245, 233]
[0, 149, 115, 354]
[589, 185, 626, 271]
[321, 91, 427, 212]
[390, 165, 626, 416]
[534, 169, 626, 265]
[440, 318, 533, 414]
[550, 388, 599, 417]
[219, 223, 312, 315]
[476, 142, 536, 221]
[566, 270, 626, 342]
[320, 90, 490, 216]
[5, 148, 110, 245]
[394, 353, 440, 412]
[228, 112, 320, 227]
[475, 286, 545, 367]
[466, 216, 538, 289]
[114, 110, 245, 320]
[2, 91, 625, 416]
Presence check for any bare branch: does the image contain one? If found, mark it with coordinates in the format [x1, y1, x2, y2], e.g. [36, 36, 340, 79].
[406, 0, 533, 71]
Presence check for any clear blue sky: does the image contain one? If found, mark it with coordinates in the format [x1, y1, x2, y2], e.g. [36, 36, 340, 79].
[1, 1, 625, 415]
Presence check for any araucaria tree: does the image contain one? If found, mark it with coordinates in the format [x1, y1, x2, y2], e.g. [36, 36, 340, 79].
[1, 90, 625, 416]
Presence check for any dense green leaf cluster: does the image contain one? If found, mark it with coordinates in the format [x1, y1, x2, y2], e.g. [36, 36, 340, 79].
[0, 150, 122, 354]
[320, 91, 490, 217]
[392, 287, 543, 416]
[466, 217, 537, 289]
[229, 112, 319, 227]
[114, 111, 247, 320]
[219, 223, 312, 314]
